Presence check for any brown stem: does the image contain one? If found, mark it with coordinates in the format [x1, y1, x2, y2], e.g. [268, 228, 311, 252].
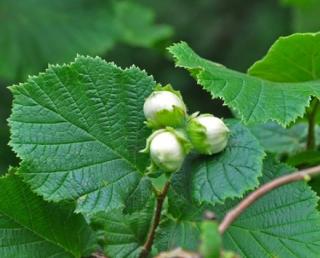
[139, 181, 171, 258]
[307, 99, 319, 150]
[219, 165, 320, 234]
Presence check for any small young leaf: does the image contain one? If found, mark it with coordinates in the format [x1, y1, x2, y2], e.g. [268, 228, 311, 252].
[168, 35, 320, 126]
[172, 120, 264, 206]
[199, 221, 221, 258]
[215, 156, 320, 258]
[0, 173, 94, 258]
[9, 56, 155, 214]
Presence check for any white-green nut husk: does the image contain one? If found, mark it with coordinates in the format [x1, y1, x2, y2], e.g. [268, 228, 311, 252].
[187, 114, 230, 155]
[142, 129, 188, 173]
[143, 85, 187, 129]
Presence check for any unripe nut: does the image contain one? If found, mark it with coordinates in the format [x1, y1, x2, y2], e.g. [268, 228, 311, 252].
[146, 130, 185, 173]
[187, 114, 230, 155]
[143, 88, 187, 129]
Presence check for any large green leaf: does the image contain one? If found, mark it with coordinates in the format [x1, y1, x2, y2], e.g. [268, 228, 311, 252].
[90, 200, 154, 258]
[215, 156, 320, 258]
[9, 56, 154, 214]
[172, 120, 264, 206]
[0, 173, 94, 258]
[0, 0, 172, 81]
[168, 34, 320, 126]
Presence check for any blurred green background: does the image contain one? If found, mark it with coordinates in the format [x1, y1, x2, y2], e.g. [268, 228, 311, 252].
[0, 0, 318, 172]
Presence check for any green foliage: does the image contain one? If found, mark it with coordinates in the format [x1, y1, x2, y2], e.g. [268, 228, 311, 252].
[199, 221, 221, 258]
[9, 56, 155, 214]
[215, 156, 320, 258]
[159, 156, 320, 257]
[90, 201, 154, 258]
[0, 172, 94, 258]
[287, 150, 320, 167]
[172, 120, 264, 206]
[0, 0, 172, 81]
[168, 34, 320, 126]
[155, 217, 201, 253]
[248, 33, 320, 82]
[250, 122, 320, 154]
[154, 189, 204, 252]
[4, 14, 320, 257]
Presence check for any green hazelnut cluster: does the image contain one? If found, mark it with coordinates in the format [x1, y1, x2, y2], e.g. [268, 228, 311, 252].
[142, 85, 230, 174]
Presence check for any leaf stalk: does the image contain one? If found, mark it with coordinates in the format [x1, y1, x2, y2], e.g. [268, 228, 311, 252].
[139, 181, 171, 258]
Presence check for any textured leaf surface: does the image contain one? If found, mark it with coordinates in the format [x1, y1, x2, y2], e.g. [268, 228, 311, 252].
[0, 174, 94, 258]
[90, 201, 154, 258]
[0, 0, 172, 81]
[250, 122, 320, 154]
[155, 218, 201, 253]
[154, 187, 206, 252]
[215, 156, 320, 258]
[9, 56, 155, 214]
[172, 120, 264, 206]
[168, 35, 320, 126]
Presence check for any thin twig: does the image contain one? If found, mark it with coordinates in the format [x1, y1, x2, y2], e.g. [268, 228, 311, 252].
[307, 98, 319, 150]
[219, 165, 320, 234]
[139, 181, 171, 258]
